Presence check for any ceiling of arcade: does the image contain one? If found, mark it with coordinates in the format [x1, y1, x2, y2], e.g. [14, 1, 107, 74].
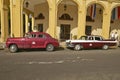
[23, 0, 77, 12]
[99, 0, 120, 2]
[2, 0, 119, 13]
[23, 0, 120, 11]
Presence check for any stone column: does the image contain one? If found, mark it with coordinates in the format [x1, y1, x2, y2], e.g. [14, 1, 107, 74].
[0, 5, 9, 42]
[31, 15, 34, 31]
[0, 0, 2, 42]
[25, 13, 29, 33]
[10, 0, 23, 37]
[102, 3, 111, 39]
[77, 0, 86, 39]
[48, 1, 56, 38]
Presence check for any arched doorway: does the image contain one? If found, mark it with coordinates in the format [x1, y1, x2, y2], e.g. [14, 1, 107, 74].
[86, 3, 103, 36]
[23, 0, 49, 34]
[57, 0, 78, 41]
[110, 6, 120, 39]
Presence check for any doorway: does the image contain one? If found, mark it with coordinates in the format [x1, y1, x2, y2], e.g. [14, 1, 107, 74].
[60, 24, 70, 41]
[38, 24, 43, 32]
[85, 26, 92, 35]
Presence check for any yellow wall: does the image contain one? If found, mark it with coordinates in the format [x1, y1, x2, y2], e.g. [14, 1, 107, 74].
[57, 4, 78, 39]
[0, 0, 1, 38]
[34, 1, 120, 39]
[110, 20, 120, 38]
[34, 3, 49, 33]
[0, 0, 2, 41]
[0, 0, 120, 42]
[86, 8, 103, 35]
[10, 0, 23, 37]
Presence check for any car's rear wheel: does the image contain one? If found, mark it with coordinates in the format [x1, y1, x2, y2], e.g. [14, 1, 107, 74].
[46, 44, 54, 51]
[102, 45, 109, 50]
[9, 44, 18, 53]
[74, 44, 82, 51]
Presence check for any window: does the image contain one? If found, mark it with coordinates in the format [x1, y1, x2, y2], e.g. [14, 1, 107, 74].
[86, 16, 94, 22]
[88, 37, 93, 40]
[31, 34, 36, 38]
[38, 34, 45, 38]
[38, 24, 43, 32]
[27, 34, 36, 38]
[95, 37, 101, 40]
[85, 26, 92, 35]
[35, 13, 45, 19]
[59, 13, 73, 20]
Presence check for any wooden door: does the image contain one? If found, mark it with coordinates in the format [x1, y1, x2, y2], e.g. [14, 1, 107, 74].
[60, 24, 70, 41]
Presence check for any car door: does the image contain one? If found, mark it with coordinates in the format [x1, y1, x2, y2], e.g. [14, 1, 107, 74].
[93, 36, 103, 48]
[37, 34, 47, 48]
[81, 36, 94, 49]
[24, 33, 38, 48]
[86, 36, 94, 48]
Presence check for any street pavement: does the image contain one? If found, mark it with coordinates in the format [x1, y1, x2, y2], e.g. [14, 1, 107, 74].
[0, 47, 120, 80]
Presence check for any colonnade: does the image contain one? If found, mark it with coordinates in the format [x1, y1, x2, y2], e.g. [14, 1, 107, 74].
[0, 0, 120, 42]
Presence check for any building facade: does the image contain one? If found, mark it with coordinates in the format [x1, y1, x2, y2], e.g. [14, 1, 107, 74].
[0, 0, 120, 42]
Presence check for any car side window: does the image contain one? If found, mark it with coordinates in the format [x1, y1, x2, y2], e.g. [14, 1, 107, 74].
[26, 34, 36, 38]
[88, 37, 93, 40]
[31, 34, 36, 38]
[27, 34, 32, 38]
[38, 34, 45, 38]
[95, 37, 101, 40]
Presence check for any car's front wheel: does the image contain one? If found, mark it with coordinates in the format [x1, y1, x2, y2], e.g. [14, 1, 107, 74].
[102, 45, 109, 50]
[74, 44, 82, 51]
[46, 44, 54, 51]
[9, 44, 18, 53]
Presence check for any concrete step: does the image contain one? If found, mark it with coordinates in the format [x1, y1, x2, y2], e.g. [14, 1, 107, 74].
[0, 42, 5, 50]
[60, 42, 66, 48]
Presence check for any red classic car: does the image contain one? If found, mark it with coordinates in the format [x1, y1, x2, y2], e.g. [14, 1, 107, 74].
[66, 35, 117, 50]
[6, 32, 59, 52]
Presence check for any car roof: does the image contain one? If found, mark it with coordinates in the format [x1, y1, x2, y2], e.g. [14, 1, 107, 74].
[28, 32, 51, 37]
[81, 35, 102, 37]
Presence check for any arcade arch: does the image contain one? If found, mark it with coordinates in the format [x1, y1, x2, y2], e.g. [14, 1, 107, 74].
[0, 0, 120, 42]
[23, 0, 49, 34]
[110, 5, 120, 38]
[86, 3, 104, 36]
[57, 0, 78, 40]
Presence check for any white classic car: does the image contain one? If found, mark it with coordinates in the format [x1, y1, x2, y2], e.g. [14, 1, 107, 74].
[66, 35, 118, 50]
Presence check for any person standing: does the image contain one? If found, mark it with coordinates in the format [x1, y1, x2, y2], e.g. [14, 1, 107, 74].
[110, 32, 115, 40]
[114, 32, 119, 41]
[114, 32, 119, 47]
